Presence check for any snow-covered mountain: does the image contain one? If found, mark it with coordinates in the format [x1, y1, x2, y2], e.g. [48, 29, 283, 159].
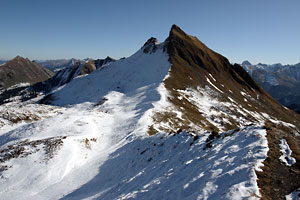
[241, 60, 300, 113]
[0, 25, 300, 200]
[37, 58, 80, 72]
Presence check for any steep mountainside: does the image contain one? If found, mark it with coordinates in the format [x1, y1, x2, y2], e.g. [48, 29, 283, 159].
[0, 56, 54, 89]
[0, 25, 299, 200]
[242, 61, 300, 113]
[149, 25, 300, 134]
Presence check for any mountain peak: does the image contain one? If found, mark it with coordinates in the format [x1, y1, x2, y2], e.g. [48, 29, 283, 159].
[242, 60, 252, 66]
[13, 55, 26, 61]
[166, 25, 263, 92]
[0, 56, 54, 89]
[167, 24, 232, 78]
[168, 24, 193, 44]
[170, 24, 185, 35]
[142, 37, 160, 54]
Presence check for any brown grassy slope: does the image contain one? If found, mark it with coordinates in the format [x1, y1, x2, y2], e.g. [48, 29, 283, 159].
[257, 123, 300, 200]
[0, 56, 54, 89]
[159, 25, 300, 199]
[151, 24, 300, 134]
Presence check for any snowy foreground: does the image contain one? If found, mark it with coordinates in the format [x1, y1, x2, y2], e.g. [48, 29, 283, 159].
[0, 102, 268, 200]
[0, 44, 270, 199]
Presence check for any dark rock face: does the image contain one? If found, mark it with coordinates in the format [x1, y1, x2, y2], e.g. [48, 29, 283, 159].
[94, 56, 115, 69]
[0, 56, 54, 89]
[230, 63, 261, 92]
[80, 57, 116, 75]
[35, 61, 82, 93]
[142, 37, 159, 54]
[80, 61, 96, 75]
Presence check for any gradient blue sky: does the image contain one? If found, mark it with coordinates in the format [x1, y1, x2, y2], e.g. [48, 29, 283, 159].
[0, 0, 299, 64]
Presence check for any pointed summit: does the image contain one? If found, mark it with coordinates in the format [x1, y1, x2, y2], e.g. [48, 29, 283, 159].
[142, 37, 160, 54]
[165, 25, 261, 93]
[0, 56, 54, 89]
[151, 25, 300, 135]
[169, 24, 187, 36]
[12, 55, 26, 62]
[241, 60, 252, 66]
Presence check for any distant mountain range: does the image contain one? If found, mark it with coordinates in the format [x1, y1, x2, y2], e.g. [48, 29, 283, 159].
[36, 58, 80, 72]
[241, 61, 300, 114]
[35, 56, 116, 94]
[36, 57, 115, 72]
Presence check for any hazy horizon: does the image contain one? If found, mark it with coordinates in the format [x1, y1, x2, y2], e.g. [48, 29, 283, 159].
[1, 0, 299, 65]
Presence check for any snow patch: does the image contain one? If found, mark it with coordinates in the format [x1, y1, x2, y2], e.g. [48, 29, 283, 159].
[279, 139, 296, 166]
[206, 77, 223, 93]
[286, 189, 300, 200]
[209, 73, 216, 81]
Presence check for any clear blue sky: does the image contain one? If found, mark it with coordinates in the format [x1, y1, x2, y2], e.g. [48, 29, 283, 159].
[0, 0, 299, 64]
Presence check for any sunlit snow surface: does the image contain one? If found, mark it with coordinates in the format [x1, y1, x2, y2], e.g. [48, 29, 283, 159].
[0, 46, 269, 199]
[0, 94, 269, 200]
[61, 126, 268, 200]
[0, 101, 268, 200]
